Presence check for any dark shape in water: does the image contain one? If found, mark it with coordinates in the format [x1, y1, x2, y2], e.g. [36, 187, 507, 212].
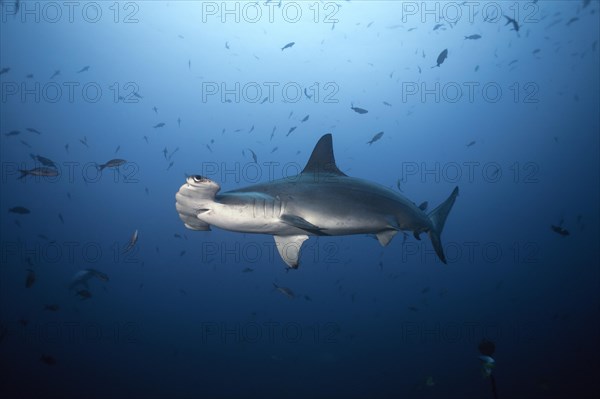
[367, 131, 384, 145]
[30, 154, 57, 168]
[154, 122, 165, 128]
[350, 104, 368, 114]
[478, 339, 495, 356]
[25, 269, 35, 288]
[504, 15, 520, 32]
[432, 49, 448, 68]
[18, 167, 59, 179]
[464, 34, 482, 40]
[9, 206, 30, 214]
[281, 42, 295, 51]
[551, 225, 569, 236]
[97, 159, 126, 171]
[76, 289, 92, 300]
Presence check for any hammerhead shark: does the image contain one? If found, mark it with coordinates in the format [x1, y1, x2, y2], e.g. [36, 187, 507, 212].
[176, 134, 458, 268]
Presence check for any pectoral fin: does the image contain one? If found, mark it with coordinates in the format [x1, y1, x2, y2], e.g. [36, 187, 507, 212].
[280, 214, 323, 234]
[273, 235, 309, 269]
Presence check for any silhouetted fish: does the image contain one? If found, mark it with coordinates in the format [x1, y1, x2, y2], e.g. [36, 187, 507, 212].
[367, 131, 384, 145]
[432, 49, 448, 68]
[281, 42, 295, 51]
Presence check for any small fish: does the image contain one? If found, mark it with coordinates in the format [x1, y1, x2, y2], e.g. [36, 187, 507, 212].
[383, 101, 392, 106]
[115, 145, 120, 154]
[260, 97, 269, 104]
[281, 42, 295, 51]
[466, 141, 476, 147]
[287, 126, 297, 136]
[26, 73, 33, 78]
[550, 225, 569, 236]
[174, 233, 182, 239]
[206, 144, 213, 153]
[123, 229, 139, 253]
[304, 88, 313, 99]
[76, 65, 90, 73]
[65, 143, 69, 153]
[25, 269, 35, 288]
[153, 122, 165, 128]
[249, 125, 254, 133]
[18, 167, 59, 179]
[180, 250, 186, 256]
[350, 104, 368, 114]
[153, 106, 158, 114]
[44, 304, 59, 311]
[367, 131, 384, 145]
[49, 70, 60, 79]
[271, 147, 278, 153]
[248, 149, 258, 163]
[9, 206, 30, 214]
[504, 15, 520, 32]
[97, 159, 126, 171]
[177, 117, 181, 128]
[79, 136, 89, 147]
[474, 65, 480, 72]
[225, 41, 230, 49]
[58, 213, 64, 224]
[301, 115, 309, 122]
[396, 179, 403, 192]
[273, 282, 295, 299]
[166, 161, 174, 171]
[432, 49, 448, 68]
[76, 289, 92, 300]
[143, 136, 149, 144]
[40, 354, 57, 365]
[30, 154, 57, 168]
[26, 127, 42, 134]
[464, 34, 482, 40]
[270, 126, 276, 140]
[304, 295, 312, 301]
[4, 130, 19, 136]
[0, 67, 10, 75]
[433, 23, 443, 31]
[565, 17, 578, 26]
[242, 267, 254, 273]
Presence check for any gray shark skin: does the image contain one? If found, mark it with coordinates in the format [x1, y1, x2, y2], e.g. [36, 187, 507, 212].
[176, 134, 458, 268]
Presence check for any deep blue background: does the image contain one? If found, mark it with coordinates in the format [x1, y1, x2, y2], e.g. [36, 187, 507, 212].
[1, 1, 599, 398]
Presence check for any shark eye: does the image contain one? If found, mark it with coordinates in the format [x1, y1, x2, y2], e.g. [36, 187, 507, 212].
[192, 175, 205, 183]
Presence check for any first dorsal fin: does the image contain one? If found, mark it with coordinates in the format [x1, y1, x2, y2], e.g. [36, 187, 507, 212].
[302, 134, 346, 176]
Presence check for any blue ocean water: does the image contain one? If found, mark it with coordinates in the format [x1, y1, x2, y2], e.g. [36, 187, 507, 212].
[1, 1, 599, 398]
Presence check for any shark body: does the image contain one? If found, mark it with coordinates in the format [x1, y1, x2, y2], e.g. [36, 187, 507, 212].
[176, 134, 458, 268]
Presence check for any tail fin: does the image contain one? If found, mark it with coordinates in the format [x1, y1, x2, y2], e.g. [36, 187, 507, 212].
[428, 187, 459, 263]
[18, 170, 28, 179]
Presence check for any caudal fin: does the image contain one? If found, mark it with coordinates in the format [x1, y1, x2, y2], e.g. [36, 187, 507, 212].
[428, 187, 459, 264]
